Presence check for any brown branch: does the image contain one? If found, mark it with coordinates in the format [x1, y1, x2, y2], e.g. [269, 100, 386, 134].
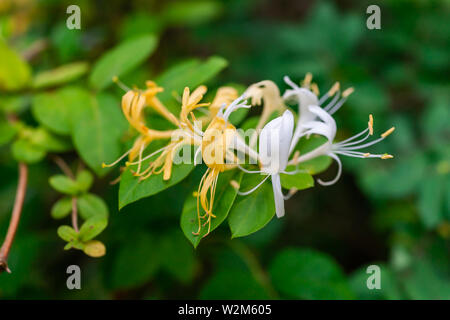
[0, 163, 28, 274]
[71, 197, 79, 232]
[53, 156, 74, 179]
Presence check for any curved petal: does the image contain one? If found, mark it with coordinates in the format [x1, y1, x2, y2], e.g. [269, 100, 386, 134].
[272, 174, 285, 218]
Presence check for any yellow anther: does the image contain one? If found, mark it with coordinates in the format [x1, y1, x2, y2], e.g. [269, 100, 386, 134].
[381, 154, 393, 159]
[342, 87, 354, 98]
[328, 82, 340, 96]
[230, 180, 240, 190]
[112, 76, 118, 83]
[368, 114, 374, 135]
[302, 72, 312, 87]
[310, 83, 319, 96]
[363, 153, 370, 157]
[125, 161, 131, 167]
[381, 127, 395, 138]
[101, 162, 107, 168]
[192, 191, 198, 197]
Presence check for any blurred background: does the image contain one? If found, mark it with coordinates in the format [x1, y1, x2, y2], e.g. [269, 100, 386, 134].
[0, 0, 449, 299]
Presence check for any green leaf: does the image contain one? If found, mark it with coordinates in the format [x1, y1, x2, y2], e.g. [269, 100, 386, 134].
[160, 230, 196, 283]
[349, 264, 403, 300]
[228, 173, 275, 238]
[118, 148, 196, 209]
[57, 225, 78, 242]
[418, 174, 445, 229]
[49, 175, 79, 195]
[77, 193, 109, 220]
[31, 86, 90, 135]
[71, 92, 127, 176]
[23, 127, 71, 152]
[269, 248, 355, 299]
[181, 170, 242, 247]
[51, 197, 73, 219]
[32, 62, 89, 89]
[200, 269, 270, 299]
[110, 233, 160, 289]
[280, 168, 314, 190]
[0, 121, 18, 146]
[163, 0, 223, 26]
[0, 41, 31, 91]
[75, 170, 93, 192]
[11, 139, 46, 164]
[155, 57, 228, 113]
[89, 34, 158, 90]
[78, 215, 108, 242]
[292, 135, 332, 174]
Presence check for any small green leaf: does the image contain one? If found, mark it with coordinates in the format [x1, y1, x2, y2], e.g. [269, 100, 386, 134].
[24, 127, 71, 152]
[78, 216, 108, 242]
[280, 169, 314, 190]
[89, 34, 158, 90]
[228, 173, 275, 238]
[181, 170, 243, 247]
[0, 121, 18, 146]
[269, 248, 355, 299]
[83, 240, 106, 258]
[57, 225, 78, 242]
[12, 139, 46, 164]
[77, 193, 109, 220]
[51, 197, 73, 219]
[49, 175, 79, 195]
[75, 170, 93, 192]
[32, 62, 89, 89]
[0, 41, 31, 91]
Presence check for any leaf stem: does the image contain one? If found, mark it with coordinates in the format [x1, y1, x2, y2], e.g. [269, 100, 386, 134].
[0, 163, 28, 274]
[71, 197, 79, 233]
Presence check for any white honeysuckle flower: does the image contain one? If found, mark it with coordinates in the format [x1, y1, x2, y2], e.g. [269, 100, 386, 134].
[289, 105, 395, 186]
[283, 74, 353, 155]
[236, 109, 296, 218]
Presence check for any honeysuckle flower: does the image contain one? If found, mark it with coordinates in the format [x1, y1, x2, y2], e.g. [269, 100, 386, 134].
[288, 105, 395, 186]
[236, 109, 295, 218]
[283, 73, 354, 155]
[244, 80, 286, 147]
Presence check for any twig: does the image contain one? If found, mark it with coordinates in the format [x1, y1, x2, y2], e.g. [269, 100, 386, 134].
[71, 197, 79, 232]
[53, 155, 74, 179]
[0, 163, 28, 274]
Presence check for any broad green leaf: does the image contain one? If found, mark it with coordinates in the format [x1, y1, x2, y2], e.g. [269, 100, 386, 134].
[155, 56, 228, 113]
[200, 269, 270, 299]
[75, 170, 93, 192]
[57, 225, 78, 242]
[78, 216, 108, 241]
[269, 248, 355, 299]
[110, 233, 160, 289]
[292, 134, 332, 174]
[31, 86, 90, 135]
[49, 175, 79, 195]
[0, 121, 18, 146]
[11, 139, 46, 164]
[349, 264, 403, 300]
[83, 240, 106, 258]
[89, 34, 158, 90]
[228, 174, 275, 238]
[181, 170, 242, 247]
[118, 148, 196, 209]
[0, 41, 31, 91]
[280, 169, 314, 190]
[71, 92, 127, 176]
[160, 230, 195, 283]
[77, 193, 109, 220]
[32, 62, 88, 89]
[418, 174, 445, 229]
[51, 197, 73, 219]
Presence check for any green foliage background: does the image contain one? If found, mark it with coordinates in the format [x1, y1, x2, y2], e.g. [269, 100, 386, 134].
[0, 0, 449, 299]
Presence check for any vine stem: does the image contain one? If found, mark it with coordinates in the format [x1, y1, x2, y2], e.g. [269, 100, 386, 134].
[0, 163, 28, 274]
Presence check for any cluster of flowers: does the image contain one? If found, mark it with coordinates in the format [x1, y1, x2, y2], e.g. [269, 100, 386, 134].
[104, 73, 394, 237]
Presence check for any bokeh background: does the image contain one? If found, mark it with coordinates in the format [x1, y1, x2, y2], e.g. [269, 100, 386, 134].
[0, 0, 449, 299]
